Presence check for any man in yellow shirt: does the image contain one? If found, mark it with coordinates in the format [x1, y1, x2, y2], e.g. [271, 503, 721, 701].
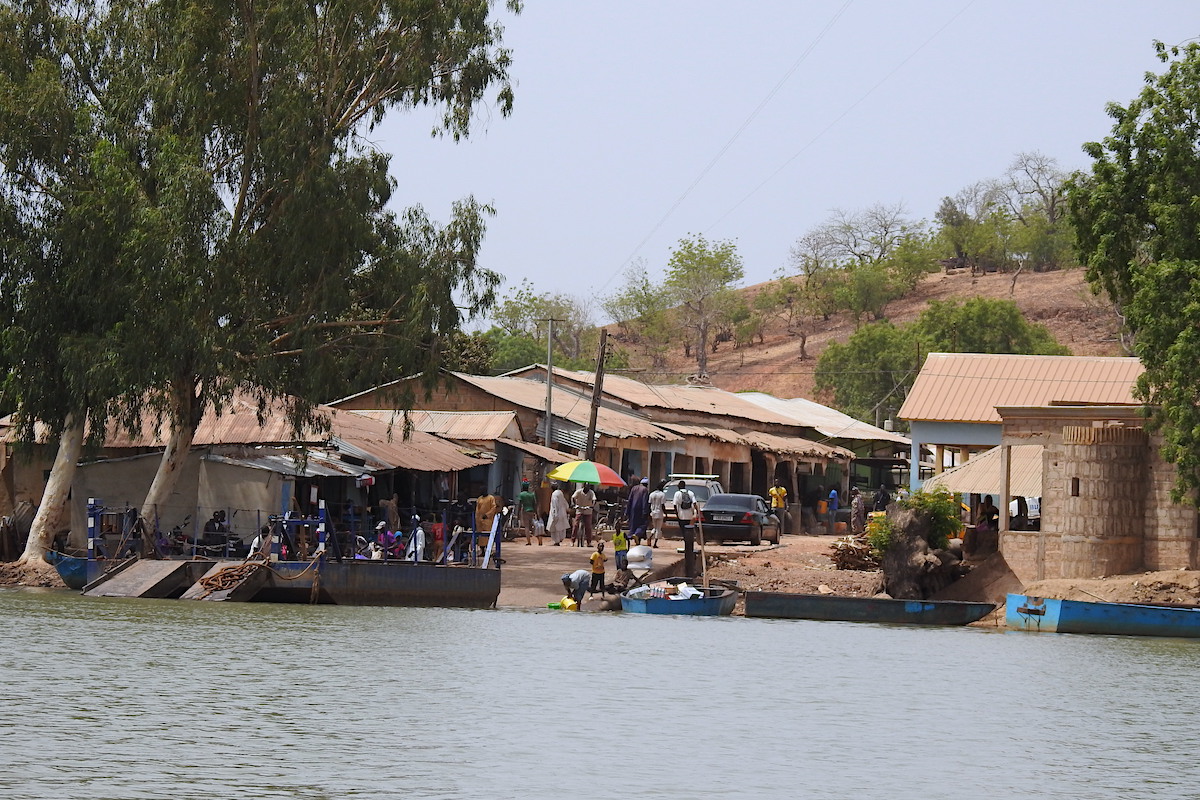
[768, 479, 788, 535]
[589, 540, 607, 598]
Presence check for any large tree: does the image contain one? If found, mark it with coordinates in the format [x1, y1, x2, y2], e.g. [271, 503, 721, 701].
[1069, 40, 1200, 497]
[1, 0, 519, 562]
[663, 234, 744, 377]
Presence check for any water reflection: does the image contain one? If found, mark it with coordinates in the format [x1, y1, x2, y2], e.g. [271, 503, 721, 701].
[1, 588, 1198, 799]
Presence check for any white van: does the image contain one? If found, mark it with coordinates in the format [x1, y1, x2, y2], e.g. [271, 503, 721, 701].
[662, 473, 725, 525]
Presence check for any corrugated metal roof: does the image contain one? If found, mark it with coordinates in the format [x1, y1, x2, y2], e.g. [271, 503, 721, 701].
[509, 366, 802, 426]
[923, 444, 1043, 497]
[656, 423, 747, 445]
[325, 408, 488, 472]
[898, 353, 1144, 424]
[496, 437, 574, 463]
[347, 409, 518, 441]
[737, 392, 910, 445]
[738, 430, 854, 461]
[203, 450, 363, 479]
[453, 373, 679, 441]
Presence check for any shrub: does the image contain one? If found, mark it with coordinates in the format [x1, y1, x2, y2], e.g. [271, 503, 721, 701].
[898, 487, 963, 550]
[865, 513, 894, 558]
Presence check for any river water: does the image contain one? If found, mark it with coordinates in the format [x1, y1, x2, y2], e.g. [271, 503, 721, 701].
[2, 588, 1198, 800]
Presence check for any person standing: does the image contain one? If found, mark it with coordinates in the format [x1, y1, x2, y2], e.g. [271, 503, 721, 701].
[647, 480, 667, 548]
[548, 482, 569, 545]
[850, 487, 866, 536]
[672, 480, 698, 577]
[612, 525, 629, 571]
[826, 485, 839, 535]
[571, 484, 597, 546]
[518, 481, 541, 545]
[768, 478, 788, 535]
[589, 540, 607, 598]
[626, 477, 650, 546]
[873, 483, 892, 513]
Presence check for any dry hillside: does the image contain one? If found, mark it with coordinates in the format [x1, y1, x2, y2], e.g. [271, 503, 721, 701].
[634, 268, 1125, 402]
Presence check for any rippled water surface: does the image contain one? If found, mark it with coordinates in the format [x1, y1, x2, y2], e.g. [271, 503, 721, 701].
[2, 587, 1200, 799]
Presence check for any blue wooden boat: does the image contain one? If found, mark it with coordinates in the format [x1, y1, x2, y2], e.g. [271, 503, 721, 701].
[621, 578, 736, 616]
[744, 591, 995, 625]
[1006, 593, 1200, 637]
[44, 551, 88, 590]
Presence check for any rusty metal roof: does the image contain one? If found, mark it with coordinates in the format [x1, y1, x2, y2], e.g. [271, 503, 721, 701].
[452, 373, 679, 441]
[737, 392, 910, 445]
[347, 409, 519, 441]
[496, 437, 574, 463]
[898, 353, 1144, 424]
[509, 366, 802, 426]
[737, 430, 854, 461]
[923, 444, 1043, 497]
[325, 408, 488, 472]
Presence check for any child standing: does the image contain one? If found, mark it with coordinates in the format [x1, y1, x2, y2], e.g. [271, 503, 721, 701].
[612, 525, 629, 572]
[589, 540, 607, 598]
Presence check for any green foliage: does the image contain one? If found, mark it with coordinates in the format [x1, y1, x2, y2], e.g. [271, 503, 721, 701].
[1068, 41, 1200, 498]
[814, 321, 918, 423]
[865, 513, 894, 558]
[493, 279, 596, 361]
[815, 298, 1067, 423]
[664, 234, 744, 375]
[898, 487, 962, 550]
[602, 260, 675, 368]
[914, 298, 1068, 355]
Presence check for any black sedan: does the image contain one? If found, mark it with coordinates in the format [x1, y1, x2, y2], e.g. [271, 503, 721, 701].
[697, 493, 780, 546]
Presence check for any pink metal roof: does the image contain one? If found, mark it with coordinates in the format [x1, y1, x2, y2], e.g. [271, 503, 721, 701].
[898, 353, 1144, 424]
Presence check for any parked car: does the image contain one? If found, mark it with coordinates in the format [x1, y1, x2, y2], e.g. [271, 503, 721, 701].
[662, 474, 724, 525]
[697, 493, 780, 546]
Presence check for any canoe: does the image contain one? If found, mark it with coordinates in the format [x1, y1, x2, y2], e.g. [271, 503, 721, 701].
[744, 591, 995, 625]
[44, 551, 88, 590]
[1006, 593, 1200, 637]
[621, 578, 736, 616]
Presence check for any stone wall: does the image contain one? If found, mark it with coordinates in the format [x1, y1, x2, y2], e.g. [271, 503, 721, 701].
[1054, 426, 1147, 578]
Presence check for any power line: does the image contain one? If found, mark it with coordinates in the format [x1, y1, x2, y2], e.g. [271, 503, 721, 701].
[595, 0, 855, 295]
[705, 0, 977, 233]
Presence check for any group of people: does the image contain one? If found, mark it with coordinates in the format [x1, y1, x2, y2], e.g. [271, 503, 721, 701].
[520, 475, 678, 548]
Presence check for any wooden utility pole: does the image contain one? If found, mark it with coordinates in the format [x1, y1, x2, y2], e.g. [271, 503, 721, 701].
[584, 329, 609, 461]
[541, 318, 561, 447]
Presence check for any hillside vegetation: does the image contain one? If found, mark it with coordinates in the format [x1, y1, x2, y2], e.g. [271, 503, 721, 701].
[625, 267, 1124, 402]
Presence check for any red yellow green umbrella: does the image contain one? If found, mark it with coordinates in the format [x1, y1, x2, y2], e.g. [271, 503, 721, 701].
[546, 460, 626, 486]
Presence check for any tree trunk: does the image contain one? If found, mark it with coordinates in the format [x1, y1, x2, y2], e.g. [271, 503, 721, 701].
[139, 381, 202, 550]
[17, 414, 85, 565]
[139, 417, 196, 547]
[696, 321, 709, 375]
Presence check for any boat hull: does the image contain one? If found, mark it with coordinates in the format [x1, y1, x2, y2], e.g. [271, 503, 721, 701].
[1006, 593, 1200, 637]
[45, 552, 88, 590]
[620, 586, 736, 616]
[259, 560, 499, 608]
[744, 591, 995, 625]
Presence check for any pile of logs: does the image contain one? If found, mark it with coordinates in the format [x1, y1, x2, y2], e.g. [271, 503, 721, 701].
[829, 535, 879, 571]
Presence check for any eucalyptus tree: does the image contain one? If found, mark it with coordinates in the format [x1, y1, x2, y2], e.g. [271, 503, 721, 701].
[1, 0, 520, 559]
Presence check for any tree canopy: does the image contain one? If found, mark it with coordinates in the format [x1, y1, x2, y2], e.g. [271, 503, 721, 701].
[663, 234, 744, 376]
[1069, 40, 1200, 497]
[815, 298, 1067, 423]
[0, 0, 521, 556]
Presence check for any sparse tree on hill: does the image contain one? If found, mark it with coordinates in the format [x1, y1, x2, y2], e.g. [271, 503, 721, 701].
[664, 235, 744, 377]
[602, 259, 674, 369]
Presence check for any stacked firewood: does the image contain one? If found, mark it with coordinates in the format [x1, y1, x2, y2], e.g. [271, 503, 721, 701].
[829, 535, 879, 571]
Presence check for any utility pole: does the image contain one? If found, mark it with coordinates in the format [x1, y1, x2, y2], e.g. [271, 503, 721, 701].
[541, 318, 561, 448]
[585, 329, 609, 461]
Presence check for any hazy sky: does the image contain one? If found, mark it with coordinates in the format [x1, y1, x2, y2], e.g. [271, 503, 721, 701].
[374, 2, 1198, 325]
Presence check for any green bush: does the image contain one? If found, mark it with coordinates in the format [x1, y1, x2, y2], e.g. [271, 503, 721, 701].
[898, 487, 963, 550]
[865, 513, 894, 558]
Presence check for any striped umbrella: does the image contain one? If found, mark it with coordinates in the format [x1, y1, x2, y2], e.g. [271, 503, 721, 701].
[546, 460, 626, 486]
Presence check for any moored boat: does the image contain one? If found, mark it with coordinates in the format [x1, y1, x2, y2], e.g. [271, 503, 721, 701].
[620, 577, 736, 616]
[44, 551, 88, 590]
[744, 591, 995, 625]
[1006, 593, 1200, 637]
